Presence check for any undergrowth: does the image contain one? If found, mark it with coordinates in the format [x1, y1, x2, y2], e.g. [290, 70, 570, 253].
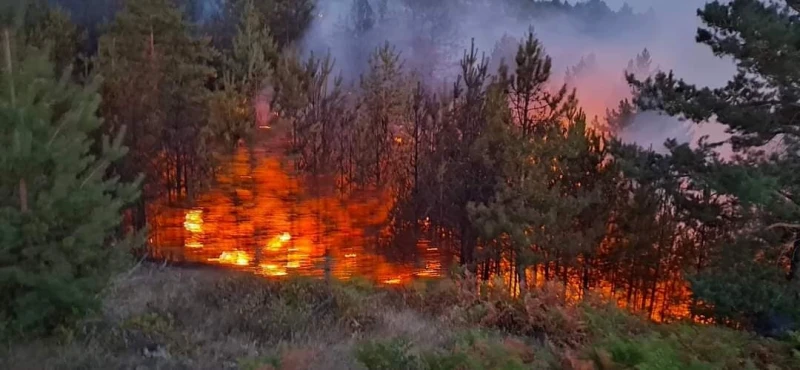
[354, 330, 534, 370]
[396, 271, 800, 370]
[2, 263, 800, 370]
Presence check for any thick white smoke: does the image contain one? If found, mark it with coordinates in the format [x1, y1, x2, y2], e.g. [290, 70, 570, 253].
[300, 0, 736, 154]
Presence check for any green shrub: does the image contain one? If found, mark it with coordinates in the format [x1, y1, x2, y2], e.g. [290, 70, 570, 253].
[355, 338, 419, 370]
[602, 334, 709, 370]
[0, 36, 139, 339]
[237, 355, 280, 370]
[355, 331, 531, 370]
[187, 274, 381, 343]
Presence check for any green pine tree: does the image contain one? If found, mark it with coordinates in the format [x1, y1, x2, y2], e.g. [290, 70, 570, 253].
[468, 32, 609, 291]
[1, 0, 83, 75]
[227, 0, 277, 96]
[626, 0, 800, 325]
[211, 0, 279, 151]
[0, 28, 140, 338]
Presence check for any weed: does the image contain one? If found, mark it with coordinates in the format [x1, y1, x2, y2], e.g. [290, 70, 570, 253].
[238, 355, 281, 370]
[355, 338, 419, 370]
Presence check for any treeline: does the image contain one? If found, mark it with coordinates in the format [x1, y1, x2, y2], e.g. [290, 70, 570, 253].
[3, 0, 800, 338]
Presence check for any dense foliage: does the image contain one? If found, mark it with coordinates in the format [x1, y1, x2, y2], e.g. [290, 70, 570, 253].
[0, 26, 139, 337]
[628, 0, 800, 326]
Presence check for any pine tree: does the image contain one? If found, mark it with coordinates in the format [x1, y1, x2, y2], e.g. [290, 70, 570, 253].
[257, 0, 314, 49]
[211, 0, 278, 150]
[20, 1, 83, 74]
[98, 0, 216, 225]
[1, 0, 83, 76]
[605, 49, 654, 133]
[205, 0, 314, 51]
[0, 28, 140, 338]
[350, 0, 376, 35]
[627, 0, 800, 326]
[625, 48, 653, 79]
[227, 0, 277, 96]
[606, 141, 694, 319]
[605, 99, 635, 133]
[468, 32, 609, 291]
[358, 43, 408, 188]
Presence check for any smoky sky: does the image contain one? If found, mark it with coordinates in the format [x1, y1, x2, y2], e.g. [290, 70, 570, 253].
[300, 0, 736, 154]
[49, 0, 736, 153]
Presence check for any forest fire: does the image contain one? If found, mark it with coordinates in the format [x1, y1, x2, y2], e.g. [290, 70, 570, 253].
[213, 250, 251, 266]
[142, 8, 719, 326]
[13, 0, 800, 367]
[183, 209, 204, 249]
[150, 144, 447, 286]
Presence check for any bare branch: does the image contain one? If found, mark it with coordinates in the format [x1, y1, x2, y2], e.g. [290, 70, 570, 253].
[767, 222, 800, 230]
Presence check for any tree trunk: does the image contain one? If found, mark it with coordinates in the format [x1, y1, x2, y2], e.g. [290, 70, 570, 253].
[787, 237, 800, 281]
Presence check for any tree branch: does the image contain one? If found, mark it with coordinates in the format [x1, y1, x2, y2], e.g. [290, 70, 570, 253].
[767, 222, 800, 230]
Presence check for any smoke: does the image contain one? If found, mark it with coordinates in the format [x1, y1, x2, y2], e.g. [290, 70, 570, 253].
[300, 0, 736, 154]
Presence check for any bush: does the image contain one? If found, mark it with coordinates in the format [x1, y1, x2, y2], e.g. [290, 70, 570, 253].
[356, 338, 419, 370]
[174, 274, 382, 343]
[355, 331, 533, 370]
[689, 264, 800, 332]
[0, 38, 139, 339]
[584, 311, 800, 370]
[406, 274, 591, 347]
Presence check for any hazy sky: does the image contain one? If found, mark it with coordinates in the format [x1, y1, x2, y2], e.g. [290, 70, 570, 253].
[302, 0, 735, 153]
[603, 0, 708, 13]
[601, 0, 734, 152]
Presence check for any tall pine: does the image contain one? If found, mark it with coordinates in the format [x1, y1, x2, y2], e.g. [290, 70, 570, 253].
[0, 28, 140, 338]
[627, 0, 800, 326]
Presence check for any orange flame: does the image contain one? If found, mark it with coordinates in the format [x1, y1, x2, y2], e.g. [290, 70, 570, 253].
[213, 250, 251, 266]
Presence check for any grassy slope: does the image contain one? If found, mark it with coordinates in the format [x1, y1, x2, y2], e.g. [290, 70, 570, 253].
[2, 263, 798, 370]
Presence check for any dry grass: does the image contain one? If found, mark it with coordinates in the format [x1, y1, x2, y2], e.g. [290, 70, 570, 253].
[0, 263, 449, 370]
[2, 263, 799, 370]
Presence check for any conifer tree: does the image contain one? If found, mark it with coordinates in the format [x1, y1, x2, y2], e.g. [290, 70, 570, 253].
[627, 0, 800, 325]
[358, 43, 408, 188]
[0, 28, 140, 337]
[205, 0, 314, 51]
[350, 0, 376, 35]
[98, 0, 216, 226]
[227, 0, 277, 96]
[211, 0, 278, 150]
[468, 32, 609, 291]
[20, 1, 83, 74]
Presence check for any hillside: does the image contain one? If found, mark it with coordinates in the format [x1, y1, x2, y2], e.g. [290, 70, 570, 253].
[3, 263, 798, 370]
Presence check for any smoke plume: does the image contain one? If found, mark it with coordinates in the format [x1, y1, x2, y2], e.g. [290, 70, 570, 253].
[300, 0, 736, 153]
